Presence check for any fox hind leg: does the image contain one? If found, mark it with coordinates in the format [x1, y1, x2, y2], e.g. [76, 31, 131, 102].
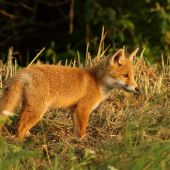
[16, 105, 47, 140]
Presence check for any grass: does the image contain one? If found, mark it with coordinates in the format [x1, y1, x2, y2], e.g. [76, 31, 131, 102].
[1, 29, 170, 170]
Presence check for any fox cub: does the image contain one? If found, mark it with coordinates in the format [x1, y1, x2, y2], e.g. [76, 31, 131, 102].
[0, 48, 139, 140]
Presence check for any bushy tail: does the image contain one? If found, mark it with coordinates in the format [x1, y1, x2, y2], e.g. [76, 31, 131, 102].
[0, 78, 23, 121]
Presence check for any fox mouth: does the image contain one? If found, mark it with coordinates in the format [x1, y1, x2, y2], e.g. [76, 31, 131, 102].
[122, 87, 134, 93]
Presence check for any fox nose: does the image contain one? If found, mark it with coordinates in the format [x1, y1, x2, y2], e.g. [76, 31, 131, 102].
[135, 87, 140, 92]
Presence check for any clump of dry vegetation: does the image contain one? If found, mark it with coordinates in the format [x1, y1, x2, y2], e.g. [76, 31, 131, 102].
[0, 29, 170, 170]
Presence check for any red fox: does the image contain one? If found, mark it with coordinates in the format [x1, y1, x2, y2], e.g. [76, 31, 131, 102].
[0, 48, 139, 140]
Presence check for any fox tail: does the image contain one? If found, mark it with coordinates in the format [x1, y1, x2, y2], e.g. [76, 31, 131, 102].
[0, 78, 23, 121]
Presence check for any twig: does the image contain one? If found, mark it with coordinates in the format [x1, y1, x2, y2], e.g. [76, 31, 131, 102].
[0, 1, 34, 11]
[0, 9, 15, 19]
[27, 47, 45, 67]
[40, 0, 70, 6]
[12, 22, 23, 66]
[3, 126, 11, 136]
[0, 0, 20, 6]
[21, 2, 35, 11]
[69, 0, 75, 34]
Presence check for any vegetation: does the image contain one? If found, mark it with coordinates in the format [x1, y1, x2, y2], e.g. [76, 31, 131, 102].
[0, 0, 170, 65]
[0, 31, 170, 169]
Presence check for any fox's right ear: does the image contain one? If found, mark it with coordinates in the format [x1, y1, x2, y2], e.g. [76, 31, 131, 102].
[109, 49, 124, 66]
[126, 48, 139, 62]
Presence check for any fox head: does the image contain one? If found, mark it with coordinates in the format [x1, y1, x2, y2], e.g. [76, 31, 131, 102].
[103, 48, 139, 95]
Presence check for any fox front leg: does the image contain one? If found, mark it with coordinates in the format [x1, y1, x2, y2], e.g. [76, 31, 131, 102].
[71, 107, 91, 138]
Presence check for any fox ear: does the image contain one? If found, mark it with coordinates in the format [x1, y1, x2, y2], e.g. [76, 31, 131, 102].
[110, 49, 125, 66]
[126, 48, 139, 62]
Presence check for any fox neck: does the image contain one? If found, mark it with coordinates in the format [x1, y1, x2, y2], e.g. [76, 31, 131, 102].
[83, 57, 110, 96]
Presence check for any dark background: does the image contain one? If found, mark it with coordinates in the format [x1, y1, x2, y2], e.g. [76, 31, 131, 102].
[0, 0, 170, 66]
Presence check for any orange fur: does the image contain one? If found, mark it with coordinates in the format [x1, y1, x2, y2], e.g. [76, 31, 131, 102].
[0, 48, 139, 140]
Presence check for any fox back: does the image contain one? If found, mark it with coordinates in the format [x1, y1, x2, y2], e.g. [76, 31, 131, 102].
[0, 48, 139, 140]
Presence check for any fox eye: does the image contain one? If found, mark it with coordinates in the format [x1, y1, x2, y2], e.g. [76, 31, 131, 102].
[123, 74, 128, 78]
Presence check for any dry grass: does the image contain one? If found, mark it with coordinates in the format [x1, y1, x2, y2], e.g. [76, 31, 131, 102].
[1, 29, 170, 170]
